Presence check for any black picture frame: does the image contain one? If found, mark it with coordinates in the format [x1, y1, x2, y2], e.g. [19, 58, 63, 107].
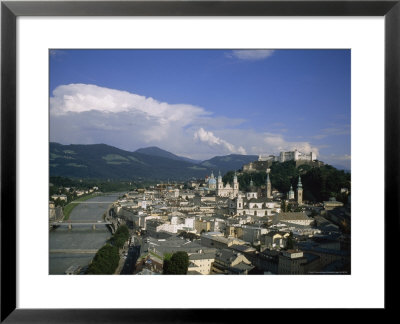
[1, 0, 398, 322]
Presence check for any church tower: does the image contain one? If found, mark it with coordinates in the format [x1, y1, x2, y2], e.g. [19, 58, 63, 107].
[236, 193, 244, 214]
[297, 175, 303, 205]
[266, 168, 272, 199]
[233, 171, 239, 196]
[217, 171, 223, 195]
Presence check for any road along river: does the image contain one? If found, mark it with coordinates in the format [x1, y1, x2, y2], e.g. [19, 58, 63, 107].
[49, 193, 122, 274]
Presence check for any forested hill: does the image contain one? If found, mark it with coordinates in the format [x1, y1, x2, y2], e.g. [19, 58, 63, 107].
[223, 160, 350, 203]
[199, 154, 258, 174]
[50, 142, 255, 181]
[50, 142, 211, 181]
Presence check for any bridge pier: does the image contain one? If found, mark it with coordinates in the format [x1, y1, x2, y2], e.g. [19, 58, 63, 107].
[50, 221, 112, 230]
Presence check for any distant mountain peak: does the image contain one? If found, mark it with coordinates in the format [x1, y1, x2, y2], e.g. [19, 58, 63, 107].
[137, 146, 162, 150]
[135, 146, 181, 159]
[134, 146, 201, 164]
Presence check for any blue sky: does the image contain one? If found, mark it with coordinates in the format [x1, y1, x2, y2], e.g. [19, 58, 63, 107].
[50, 49, 350, 169]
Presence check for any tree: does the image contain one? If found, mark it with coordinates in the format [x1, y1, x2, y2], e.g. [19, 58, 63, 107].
[54, 198, 66, 208]
[115, 224, 129, 238]
[163, 253, 173, 261]
[87, 244, 119, 274]
[163, 251, 189, 274]
[109, 224, 130, 248]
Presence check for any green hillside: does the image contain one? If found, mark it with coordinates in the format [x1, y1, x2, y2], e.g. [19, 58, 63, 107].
[200, 154, 258, 174]
[50, 143, 210, 181]
[223, 160, 350, 203]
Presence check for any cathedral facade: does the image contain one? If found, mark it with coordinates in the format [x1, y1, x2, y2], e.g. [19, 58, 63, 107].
[216, 171, 239, 198]
[228, 181, 281, 217]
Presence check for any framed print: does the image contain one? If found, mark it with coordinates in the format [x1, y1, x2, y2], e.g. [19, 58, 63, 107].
[1, 0, 399, 322]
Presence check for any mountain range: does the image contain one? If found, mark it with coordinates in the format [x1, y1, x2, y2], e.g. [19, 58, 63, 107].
[49, 142, 258, 181]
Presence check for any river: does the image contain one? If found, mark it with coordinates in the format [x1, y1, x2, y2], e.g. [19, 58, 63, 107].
[49, 193, 122, 274]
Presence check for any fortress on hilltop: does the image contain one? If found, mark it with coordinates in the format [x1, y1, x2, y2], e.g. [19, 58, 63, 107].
[243, 149, 323, 172]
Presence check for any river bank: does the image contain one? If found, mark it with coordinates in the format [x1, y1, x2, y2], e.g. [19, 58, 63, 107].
[49, 193, 123, 274]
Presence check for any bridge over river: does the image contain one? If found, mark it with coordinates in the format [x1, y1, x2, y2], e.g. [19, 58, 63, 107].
[49, 193, 122, 274]
[50, 220, 112, 230]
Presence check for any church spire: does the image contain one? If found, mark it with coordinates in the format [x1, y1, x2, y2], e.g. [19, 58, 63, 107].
[266, 168, 272, 199]
[297, 175, 303, 205]
[297, 175, 302, 188]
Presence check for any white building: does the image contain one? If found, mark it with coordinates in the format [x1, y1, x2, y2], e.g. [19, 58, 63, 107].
[273, 212, 314, 226]
[216, 171, 239, 198]
[51, 194, 67, 202]
[188, 253, 215, 275]
[157, 223, 180, 233]
[184, 217, 195, 229]
[230, 192, 281, 217]
[257, 149, 316, 163]
[258, 155, 279, 162]
[279, 149, 316, 162]
[288, 186, 295, 200]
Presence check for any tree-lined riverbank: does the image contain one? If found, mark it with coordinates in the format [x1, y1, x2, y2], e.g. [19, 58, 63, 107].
[49, 193, 123, 274]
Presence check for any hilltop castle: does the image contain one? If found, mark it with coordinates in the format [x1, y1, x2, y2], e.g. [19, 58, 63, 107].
[243, 149, 322, 172]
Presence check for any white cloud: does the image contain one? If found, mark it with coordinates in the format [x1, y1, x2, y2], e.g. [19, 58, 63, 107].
[193, 128, 247, 155]
[261, 133, 319, 157]
[227, 50, 275, 61]
[50, 83, 323, 161]
[213, 129, 319, 158]
[50, 83, 209, 123]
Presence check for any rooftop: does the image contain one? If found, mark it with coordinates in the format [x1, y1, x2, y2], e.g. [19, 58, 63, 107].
[230, 262, 254, 272]
[275, 212, 311, 221]
[189, 253, 216, 261]
[230, 244, 256, 253]
[264, 231, 289, 237]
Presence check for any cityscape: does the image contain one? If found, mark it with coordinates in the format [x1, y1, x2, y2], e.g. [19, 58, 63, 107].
[49, 49, 351, 275]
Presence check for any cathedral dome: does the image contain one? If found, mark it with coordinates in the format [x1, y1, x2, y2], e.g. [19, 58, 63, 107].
[208, 178, 217, 185]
